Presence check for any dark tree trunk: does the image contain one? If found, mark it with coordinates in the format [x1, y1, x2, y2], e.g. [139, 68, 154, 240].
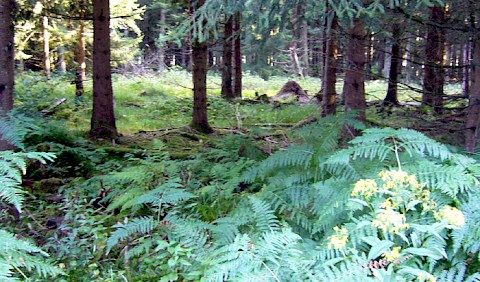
[75, 19, 86, 99]
[221, 14, 234, 99]
[0, 0, 15, 150]
[466, 35, 480, 152]
[343, 17, 367, 126]
[321, 11, 338, 117]
[384, 21, 401, 106]
[90, 0, 117, 139]
[376, 37, 385, 78]
[422, 5, 446, 114]
[233, 12, 242, 98]
[190, 0, 213, 133]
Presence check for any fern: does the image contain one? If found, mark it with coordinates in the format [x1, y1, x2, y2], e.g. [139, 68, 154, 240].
[106, 216, 158, 253]
[0, 113, 40, 150]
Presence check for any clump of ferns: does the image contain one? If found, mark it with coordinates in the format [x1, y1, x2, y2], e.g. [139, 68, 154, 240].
[310, 127, 480, 281]
[0, 114, 64, 280]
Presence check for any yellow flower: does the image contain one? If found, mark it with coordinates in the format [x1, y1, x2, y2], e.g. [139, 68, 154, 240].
[417, 273, 437, 282]
[328, 226, 349, 250]
[434, 206, 465, 227]
[352, 179, 378, 199]
[372, 208, 409, 234]
[382, 246, 402, 262]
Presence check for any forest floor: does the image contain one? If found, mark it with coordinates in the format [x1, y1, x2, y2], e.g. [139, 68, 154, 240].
[6, 70, 474, 280]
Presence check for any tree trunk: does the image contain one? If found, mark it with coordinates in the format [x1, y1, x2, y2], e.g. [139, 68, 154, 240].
[233, 12, 242, 98]
[158, 6, 166, 71]
[58, 46, 67, 74]
[321, 11, 338, 117]
[422, 5, 446, 114]
[90, 0, 118, 139]
[343, 17, 367, 126]
[404, 37, 413, 83]
[221, 14, 234, 99]
[376, 36, 386, 78]
[465, 35, 480, 152]
[384, 21, 401, 106]
[300, 11, 309, 76]
[42, 15, 51, 77]
[75, 20, 86, 99]
[190, 0, 213, 133]
[0, 0, 15, 150]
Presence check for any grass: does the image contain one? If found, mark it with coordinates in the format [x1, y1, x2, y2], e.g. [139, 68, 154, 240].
[14, 70, 466, 144]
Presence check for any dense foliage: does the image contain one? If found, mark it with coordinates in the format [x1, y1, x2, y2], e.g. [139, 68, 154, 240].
[2, 72, 479, 280]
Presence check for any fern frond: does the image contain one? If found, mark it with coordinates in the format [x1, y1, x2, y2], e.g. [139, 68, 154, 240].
[248, 196, 280, 233]
[408, 161, 476, 198]
[453, 189, 480, 254]
[106, 216, 157, 253]
[132, 178, 195, 209]
[0, 113, 40, 149]
[0, 230, 63, 279]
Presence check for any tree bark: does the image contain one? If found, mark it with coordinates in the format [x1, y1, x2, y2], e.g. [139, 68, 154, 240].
[42, 15, 51, 77]
[75, 19, 86, 99]
[466, 37, 480, 152]
[343, 17, 367, 126]
[221, 14, 234, 99]
[384, 20, 401, 106]
[321, 10, 338, 117]
[190, 0, 213, 133]
[90, 0, 118, 139]
[0, 0, 15, 150]
[422, 5, 446, 114]
[233, 12, 242, 98]
[158, 6, 166, 71]
[300, 10, 309, 76]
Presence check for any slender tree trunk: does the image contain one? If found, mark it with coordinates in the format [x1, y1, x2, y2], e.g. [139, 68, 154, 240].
[90, 0, 117, 139]
[233, 12, 242, 98]
[300, 12, 309, 76]
[343, 17, 367, 127]
[321, 11, 338, 117]
[464, 42, 472, 97]
[466, 35, 480, 152]
[221, 14, 234, 99]
[42, 15, 51, 77]
[158, 6, 166, 71]
[384, 21, 401, 106]
[190, 0, 213, 133]
[404, 37, 413, 83]
[376, 36, 386, 78]
[0, 0, 15, 150]
[75, 20, 86, 99]
[58, 46, 67, 74]
[422, 5, 446, 114]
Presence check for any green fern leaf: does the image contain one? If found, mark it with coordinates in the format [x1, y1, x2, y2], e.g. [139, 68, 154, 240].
[107, 216, 157, 253]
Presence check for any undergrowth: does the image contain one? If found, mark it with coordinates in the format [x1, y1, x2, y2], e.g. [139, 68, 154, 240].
[5, 71, 478, 281]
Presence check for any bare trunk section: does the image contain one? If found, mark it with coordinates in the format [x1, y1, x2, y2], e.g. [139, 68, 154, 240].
[233, 12, 242, 98]
[384, 19, 402, 106]
[0, 0, 15, 150]
[42, 15, 51, 77]
[466, 36, 480, 152]
[90, 0, 118, 139]
[343, 17, 367, 128]
[422, 5, 446, 114]
[300, 12, 309, 76]
[75, 20, 86, 99]
[58, 46, 66, 74]
[190, 0, 213, 133]
[158, 6, 166, 71]
[321, 10, 338, 117]
[221, 14, 234, 99]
